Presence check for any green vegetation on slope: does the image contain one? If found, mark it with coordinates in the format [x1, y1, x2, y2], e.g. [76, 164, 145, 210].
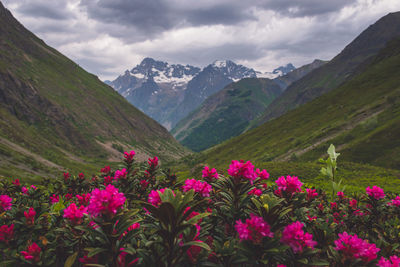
[201, 37, 400, 170]
[171, 78, 282, 151]
[0, 3, 187, 181]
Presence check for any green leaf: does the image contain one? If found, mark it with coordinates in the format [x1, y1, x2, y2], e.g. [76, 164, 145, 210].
[182, 241, 211, 251]
[64, 252, 78, 267]
[308, 260, 330, 266]
[86, 248, 107, 258]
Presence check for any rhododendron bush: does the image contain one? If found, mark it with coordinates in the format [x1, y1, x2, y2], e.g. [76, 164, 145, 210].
[1, 153, 400, 266]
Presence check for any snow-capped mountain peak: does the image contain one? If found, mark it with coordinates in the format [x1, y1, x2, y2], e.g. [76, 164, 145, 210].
[256, 63, 296, 79]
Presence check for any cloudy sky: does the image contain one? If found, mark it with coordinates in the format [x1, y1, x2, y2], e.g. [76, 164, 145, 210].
[3, 0, 400, 80]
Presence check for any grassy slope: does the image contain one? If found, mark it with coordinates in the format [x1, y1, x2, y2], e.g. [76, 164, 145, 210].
[201, 38, 400, 171]
[171, 78, 282, 152]
[0, 3, 187, 181]
[255, 12, 400, 126]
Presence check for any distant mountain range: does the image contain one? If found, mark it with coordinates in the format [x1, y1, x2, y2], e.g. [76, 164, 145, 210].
[0, 2, 186, 180]
[107, 59, 295, 129]
[171, 60, 325, 151]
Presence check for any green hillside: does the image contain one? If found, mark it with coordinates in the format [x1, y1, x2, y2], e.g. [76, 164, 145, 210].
[171, 78, 282, 151]
[201, 37, 400, 170]
[0, 2, 187, 181]
[255, 11, 400, 126]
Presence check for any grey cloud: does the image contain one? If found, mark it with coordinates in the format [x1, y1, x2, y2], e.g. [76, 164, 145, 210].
[12, 0, 75, 20]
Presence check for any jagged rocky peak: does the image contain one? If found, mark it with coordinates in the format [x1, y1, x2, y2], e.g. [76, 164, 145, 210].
[209, 59, 257, 81]
[256, 63, 296, 79]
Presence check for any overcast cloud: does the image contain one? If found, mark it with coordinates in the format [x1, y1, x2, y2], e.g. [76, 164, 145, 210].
[3, 0, 400, 80]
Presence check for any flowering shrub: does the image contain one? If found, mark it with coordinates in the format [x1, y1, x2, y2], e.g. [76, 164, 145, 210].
[0, 151, 400, 266]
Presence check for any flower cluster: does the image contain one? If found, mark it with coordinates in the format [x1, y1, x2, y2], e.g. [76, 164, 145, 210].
[388, 196, 400, 207]
[275, 176, 303, 195]
[148, 188, 171, 207]
[20, 242, 41, 263]
[182, 179, 212, 197]
[202, 166, 219, 181]
[227, 160, 257, 183]
[0, 224, 14, 244]
[63, 203, 88, 225]
[124, 150, 135, 162]
[256, 168, 269, 180]
[0, 194, 12, 212]
[235, 214, 273, 244]
[379, 255, 400, 267]
[366, 186, 385, 200]
[49, 194, 59, 204]
[334, 232, 380, 262]
[306, 188, 318, 201]
[280, 221, 316, 253]
[114, 168, 127, 180]
[148, 156, 159, 168]
[24, 207, 36, 225]
[87, 185, 126, 217]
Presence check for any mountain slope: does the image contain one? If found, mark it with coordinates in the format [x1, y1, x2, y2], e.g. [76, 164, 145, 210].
[256, 11, 400, 126]
[0, 2, 187, 180]
[201, 37, 400, 170]
[172, 60, 326, 152]
[172, 78, 282, 152]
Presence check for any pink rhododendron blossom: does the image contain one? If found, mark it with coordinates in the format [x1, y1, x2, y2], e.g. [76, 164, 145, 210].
[182, 179, 212, 197]
[334, 232, 380, 262]
[366, 186, 385, 200]
[24, 207, 36, 225]
[148, 156, 159, 168]
[140, 180, 149, 189]
[306, 188, 318, 201]
[0, 224, 14, 244]
[331, 202, 338, 210]
[235, 214, 273, 244]
[202, 166, 219, 181]
[120, 222, 141, 239]
[101, 165, 111, 173]
[63, 203, 87, 225]
[388, 196, 400, 207]
[63, 172, 70, 181]
[88, 185, 126, 217]
[76, 193, 91, 206]
[337, 191, 345, 199]
[114, 168, 128, 180]
[378, 255, 400, 267]
[148, 188, 173, 207]
[248, 188, 263, 196]
[256, 168, 270, 180]
[21, 242, 41, 263]
[65, 193, 73, 200]
[281, 221, 317, 253]
[227, 160, 257, 183]
[349, 199, 357, 209]
[124, 150, 135, 162]
[78, 173, 85, 180]
[12, 179, 20, 186]
[21, 186, 29, 195]
[104, 176, 113, 184]
[0, 195, 12, 212]
[275, 176, 303, 195]
[49, 194, 59, 204]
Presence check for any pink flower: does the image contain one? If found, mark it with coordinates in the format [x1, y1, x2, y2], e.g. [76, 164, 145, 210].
[21, 186, 28, 195]
[337, 191, 345, 199]
[235, 214, 273, 244]
[334, 232, 380, 262]
[140, 180, 149, 189]
[20, 242, 41, 263]
[378, 255, 400, 267]
[366, 186, 385, 200]
[0, 195, 12, 212]
[349, 199, 357, 209]
[124, 150, 136, 162]
[0, 224, 14, 244]
[104, 176, 113, 184]
[148, 156, 159, 168]
[12, 179, 21, 186]
[202, 166, 219, 181]
[281, 221, 317, 253]
[306, 188, 318, 201]
[101, 165, 111, 173]
[182, 179, 212, 197]
[256, 168, 270, 180]
[78, 173, 85, 180]
[120, 222, 141, 239]
[49, 194, 59, 204]
[331, 202, 338, 210]
[63, 203, 87, 224]
[275, 176, 303, 195]
[148, 188, 171, 207]
[114, 168, 128, 180]
[388, 196, 400, 207]
[65, 193, 73, 200]
[227, 160, 257, 183]
[76, 193, 91, 206]
[63, 172, 70, 181]
[248, 188, 263, 196]
[87, 185, 126, 217]
[24, 207, 36, 225]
